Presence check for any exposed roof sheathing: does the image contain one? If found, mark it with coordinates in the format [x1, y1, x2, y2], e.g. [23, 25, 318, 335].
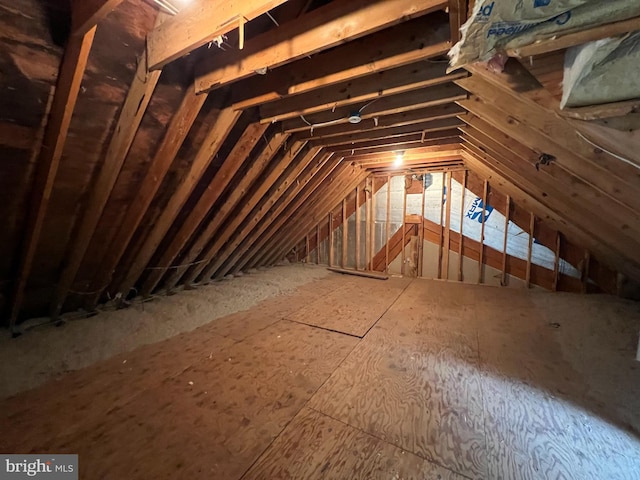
[1, 0, 639, 326]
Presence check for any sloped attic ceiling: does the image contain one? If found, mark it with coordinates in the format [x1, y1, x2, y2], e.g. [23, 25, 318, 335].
[1, 0, 639, 330]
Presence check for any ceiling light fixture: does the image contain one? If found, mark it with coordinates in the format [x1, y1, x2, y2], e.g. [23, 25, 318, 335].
[394, 151, 405, 168]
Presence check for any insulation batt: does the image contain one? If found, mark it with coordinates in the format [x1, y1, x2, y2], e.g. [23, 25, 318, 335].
[561, 31, 640, 108]
[448, 0, 640, 71]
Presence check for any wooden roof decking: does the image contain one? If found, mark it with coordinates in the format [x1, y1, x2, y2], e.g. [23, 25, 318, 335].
[1, 0, 638, 327]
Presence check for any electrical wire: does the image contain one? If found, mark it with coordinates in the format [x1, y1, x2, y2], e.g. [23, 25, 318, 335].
[576, 130, 640, 170]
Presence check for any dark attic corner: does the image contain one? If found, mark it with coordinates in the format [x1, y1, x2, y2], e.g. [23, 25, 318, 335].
[1, 0, 640, 478]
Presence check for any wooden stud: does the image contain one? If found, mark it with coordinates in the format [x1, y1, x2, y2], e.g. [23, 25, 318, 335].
[147, 0, 289, 70]
[442, 171, 452, 279]
[385, 174, 391, 273]
[419, 180, 426, 277]
[85, 89, 208, 307]
[316, 224, 320, 264]
[552, 231, 561, 291]
[370, 177, 376, 269]
[458, 170, 466, 282]
[526, 212, 535, 288]
[238, 15, 246, 50]
[478, 179, 488, 284]
[501, 195, 510, 287]
[328, 213, 334, 267]
[581, 249, 591, 294]
[195, 0, 447, 92]
[401, 177, 407, 276]
[305, 234, 310, 263]
[437, 172, 445, 279]
[355, 184, 361, 270]
[114, 107, 241, 300]
[8, 27, 96, 331]
[342, 198, 348, 268]
[140, 122, 270, 296]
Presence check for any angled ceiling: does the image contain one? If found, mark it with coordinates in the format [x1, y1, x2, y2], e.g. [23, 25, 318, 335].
[1, 0, 639, 328]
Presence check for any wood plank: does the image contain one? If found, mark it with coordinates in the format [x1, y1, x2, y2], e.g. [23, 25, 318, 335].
[113, 106, 241, 300]
[341, 198, 348, 268]
[526, 212, 535, 288]
[501, 195, 510, 287]
[8, 28, 96, 331]
[286, 276, 409, 336]
[371, 223, 417, 272]
[442, 171, 452, 279]
[180, 141, 312, 284]
[552, 231, 561, 292]
[478, 179, 487, 284]
[458, 169, 466, 281]
[419, 182, 426, 276]
[326, 267, 389, 281]
[328, 213, 334, 267]
[355, 184, 361, 270]
[139, 122, 270, 296]
[385, 175, 391, 273]
[232, 16, 452, 109]
[52, 46, 163, 316]
[259, 62, 464, 123]
[307, 280, 488, 478]
[243, 407, 464, 479]
[72, 0, 124, 36]
[161, 133, 290, 292]
[147, 0, 290, 70]
[448, 0, 467, 44]
[401, 179, 407, 275]
[508, 16, 640, 58]
[84, 91, 208, 305]
[196, 0, 448, 92]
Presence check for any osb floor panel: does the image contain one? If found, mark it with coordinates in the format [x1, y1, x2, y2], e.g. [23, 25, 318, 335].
[2, 275, 640, 479]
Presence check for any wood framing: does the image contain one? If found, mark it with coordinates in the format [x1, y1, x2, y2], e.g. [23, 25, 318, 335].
[8, 28, 96, 331]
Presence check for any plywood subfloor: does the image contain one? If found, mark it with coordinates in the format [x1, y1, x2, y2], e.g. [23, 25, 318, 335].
[2, 274, 640, 479]
[285, 276, 411, 336]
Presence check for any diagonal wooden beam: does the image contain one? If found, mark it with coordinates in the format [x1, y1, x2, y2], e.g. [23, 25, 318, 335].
[147, 0, 290, 70]
[158, 132, 291, 293]
[232, 15, 451, 110]
[7, 27, 96, 331]
[196, 0, 447, 93]
[84, 89, 207, 308]
[139, 121, 270, 296]
[240, 158, 353, 271]
[197, 147, 329, 280]
[113, 106, 242, 300]
[178, 139, 308, 285]
[51, 50, 163, 317]
[72, 0, 124, 36]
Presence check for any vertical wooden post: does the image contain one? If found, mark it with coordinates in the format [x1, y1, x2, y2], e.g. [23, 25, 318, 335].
[365, 178, 372, 269]
[581, 249, 591, 294]
[442, 172, 452, 280]
[342, 198, 348, 268]
[526, 212, 535, 288]
[355, 184, 361, 270]
[305, 234, 310, 263]
[419, 178, 426, 277]
[552, 231, 561, 291]
[478, 179, 488, 284]
[437, 173, 445, 279]
[370, 178, 376, 269]
[458, 170, 466, 282]
[401, 176, 407, 276]
[316, 224, 320, 264]
[328, 213, 334, 267]
[501, 195, 510, 287]
[385, 175, 391, 274]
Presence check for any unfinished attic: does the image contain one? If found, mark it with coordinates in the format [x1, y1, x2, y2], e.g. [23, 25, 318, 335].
[1, 0, 640, 477]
